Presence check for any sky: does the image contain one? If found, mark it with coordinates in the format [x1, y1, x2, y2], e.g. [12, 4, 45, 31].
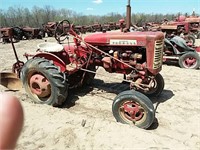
[0, 0, 200, 15]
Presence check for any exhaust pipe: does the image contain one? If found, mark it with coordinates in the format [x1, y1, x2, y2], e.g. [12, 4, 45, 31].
[126, 0, 131, 30]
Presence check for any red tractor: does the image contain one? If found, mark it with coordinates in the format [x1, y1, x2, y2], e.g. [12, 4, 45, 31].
[22, 27, 43, 39]
[160, 15, 200, 44]
[18, 19, 165, 129]
[163, 36, 200, 69]
[42, 22, 58, 37]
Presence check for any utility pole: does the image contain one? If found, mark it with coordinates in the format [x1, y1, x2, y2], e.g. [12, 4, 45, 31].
[126, 0, 131, 30]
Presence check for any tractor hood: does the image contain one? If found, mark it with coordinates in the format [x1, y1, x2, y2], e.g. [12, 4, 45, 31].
[84, 31, 164, 46]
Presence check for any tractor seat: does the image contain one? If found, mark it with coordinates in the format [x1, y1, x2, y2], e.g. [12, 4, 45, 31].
[37, 42, 64, 52]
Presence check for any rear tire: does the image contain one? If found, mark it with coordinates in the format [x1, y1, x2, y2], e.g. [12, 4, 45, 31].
[112, 90, 155, 129]
[21, 57, 68, 106]
[179, 52, 200, 69]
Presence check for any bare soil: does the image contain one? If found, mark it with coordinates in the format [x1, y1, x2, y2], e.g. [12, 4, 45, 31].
[0, 36, 200, 150]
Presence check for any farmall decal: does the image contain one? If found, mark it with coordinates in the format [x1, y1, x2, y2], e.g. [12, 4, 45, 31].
[110, 39, 137, 45]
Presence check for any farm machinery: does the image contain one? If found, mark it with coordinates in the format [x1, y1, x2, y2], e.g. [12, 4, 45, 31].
[163, 36, 200, 69]
[160, 15, 200, 44]
[0, 19, 165, 129]
[0, 27, 24, 43]
[0, 1, 165, 129]
[0, 26, 43, 43]
[22, 27, 43, 39]
[42, 22, 59, 37]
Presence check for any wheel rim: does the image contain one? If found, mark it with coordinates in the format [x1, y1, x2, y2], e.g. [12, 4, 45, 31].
[28, 73, 51, 101]
[140, 77, 158, 95]
[182, 57, 197, 68]
[119, 100, 147, 124]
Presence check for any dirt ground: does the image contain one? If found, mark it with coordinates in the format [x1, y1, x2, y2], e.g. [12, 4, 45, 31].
[0, 35, 200, 150]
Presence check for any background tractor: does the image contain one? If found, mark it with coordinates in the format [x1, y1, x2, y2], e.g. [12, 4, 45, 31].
[163, 36, 200, 69]
[160, 15, 200, 45]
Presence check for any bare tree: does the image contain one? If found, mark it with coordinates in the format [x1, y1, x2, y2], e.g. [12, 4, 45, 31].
[0, 6, 198, 28]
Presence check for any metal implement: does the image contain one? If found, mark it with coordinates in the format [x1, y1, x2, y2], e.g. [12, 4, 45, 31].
[0, 72, 22, 91]
[0, 36, 23, 91]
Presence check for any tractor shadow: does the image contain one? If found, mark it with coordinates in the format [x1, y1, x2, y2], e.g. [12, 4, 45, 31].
[61, 78, 130, 108]
[148, 89, 174, 130]
[62, 78, 174, 106]
[61, 78, 174, 130]
[163, 61, 179, 68]
[61, 86, 94, 108]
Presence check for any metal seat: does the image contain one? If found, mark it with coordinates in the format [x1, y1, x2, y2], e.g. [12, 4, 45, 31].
[37, 42, 64, 52]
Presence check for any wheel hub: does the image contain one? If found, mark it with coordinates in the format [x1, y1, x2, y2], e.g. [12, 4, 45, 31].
[29, 74, 51, 98]
[184, 57, 196, 66]
[122, 101, 144, 122]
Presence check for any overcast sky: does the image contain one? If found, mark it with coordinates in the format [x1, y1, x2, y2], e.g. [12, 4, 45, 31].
[0, 0, 199, 15]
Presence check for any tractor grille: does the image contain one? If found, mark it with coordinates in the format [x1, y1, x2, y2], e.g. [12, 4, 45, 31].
[153, 40, 163, 69]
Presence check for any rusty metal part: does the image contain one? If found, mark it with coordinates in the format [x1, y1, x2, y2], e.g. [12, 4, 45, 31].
[126, 0, 131, 30]
[0, 72, 18, 78]
[0, 72, 22, 91]
[119, 101, 146, 123]
[182, 57, 197, 68]
[10, 38, 25, 76]
[0, 27, 13, 43]
[0, 36, 24, 91]
[72, 35, 138, 71]
[29, 74, 51, 98]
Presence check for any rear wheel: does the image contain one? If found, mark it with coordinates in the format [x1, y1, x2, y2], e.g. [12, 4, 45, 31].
[179, 52, 200, 69]
[112, 90, 155, 129]
[21, 57, 68, 106]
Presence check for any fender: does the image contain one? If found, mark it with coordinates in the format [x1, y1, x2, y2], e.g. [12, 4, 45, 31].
[33, 52, 66, 72]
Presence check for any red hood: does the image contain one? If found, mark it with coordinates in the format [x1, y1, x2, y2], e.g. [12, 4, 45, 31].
[84, 31, 164, 46]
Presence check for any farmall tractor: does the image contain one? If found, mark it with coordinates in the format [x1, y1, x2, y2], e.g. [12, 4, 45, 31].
[19, 19, 164, 129]
[1, 1, 165, 129]
[163, 36, 200, 69]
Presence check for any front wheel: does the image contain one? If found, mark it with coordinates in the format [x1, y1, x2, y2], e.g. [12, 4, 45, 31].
[112, 90, 155, 129]
[178, 52, 200, 69]
[21, 57, 68, 106]
[141, 73, 165, 97]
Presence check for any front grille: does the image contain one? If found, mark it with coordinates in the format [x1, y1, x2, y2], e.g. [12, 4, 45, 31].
[153, 40, 163, 69]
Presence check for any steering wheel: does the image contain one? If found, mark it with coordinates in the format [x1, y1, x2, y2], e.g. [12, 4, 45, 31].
[54, 20, 71, 43]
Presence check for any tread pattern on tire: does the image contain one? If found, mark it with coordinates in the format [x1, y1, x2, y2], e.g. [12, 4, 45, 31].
[179, 52, 200, 69]
[21, 57, 68, 106]
[112, 90, 155, 129]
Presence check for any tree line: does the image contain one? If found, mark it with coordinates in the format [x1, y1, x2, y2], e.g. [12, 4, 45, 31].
[0, 6, 195, 28]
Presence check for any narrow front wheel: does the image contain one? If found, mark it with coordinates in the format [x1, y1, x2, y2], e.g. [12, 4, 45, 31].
[112, 90, 155, 129]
